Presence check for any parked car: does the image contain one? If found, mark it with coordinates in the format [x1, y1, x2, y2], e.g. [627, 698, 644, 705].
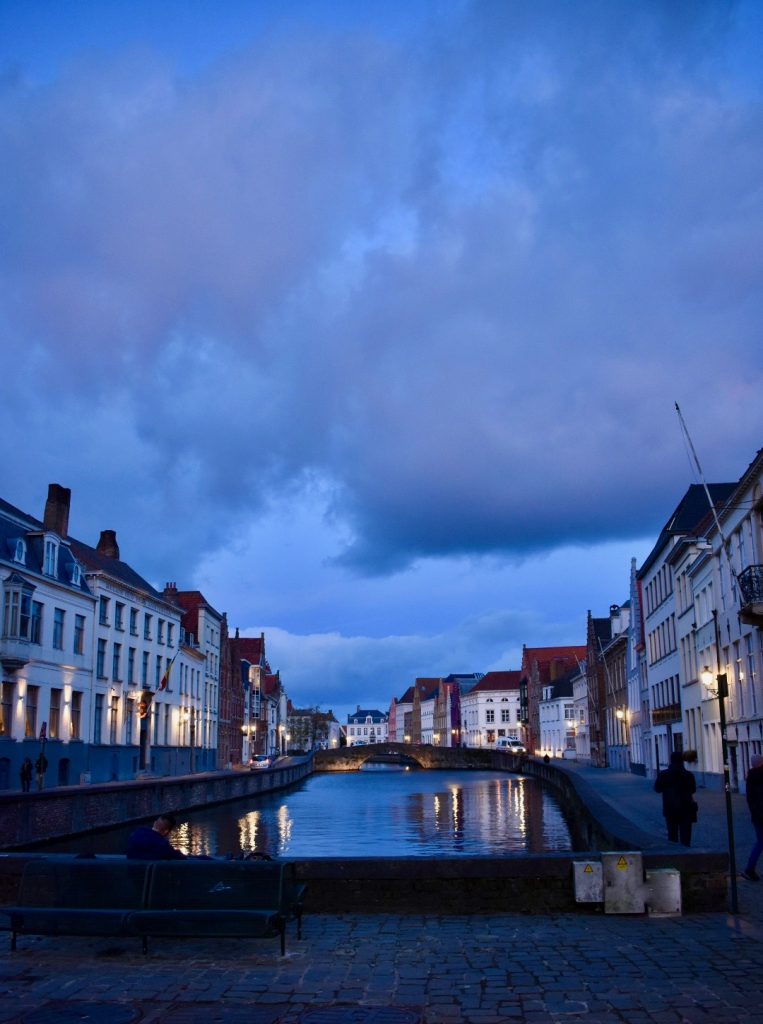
[496, 738, 527, 753]
[249, 754, 272, 770]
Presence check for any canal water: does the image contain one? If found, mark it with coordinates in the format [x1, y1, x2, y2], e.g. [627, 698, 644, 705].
[42, 769, 574, 858]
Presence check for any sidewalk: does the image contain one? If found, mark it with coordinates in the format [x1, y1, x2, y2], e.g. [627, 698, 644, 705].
[1, 766, 763, 1024]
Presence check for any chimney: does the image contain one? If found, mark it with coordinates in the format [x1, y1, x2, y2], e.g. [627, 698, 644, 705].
[164, 582, 178, 601]
[96, 529, 120, 560]
[43, 484, 71, 538]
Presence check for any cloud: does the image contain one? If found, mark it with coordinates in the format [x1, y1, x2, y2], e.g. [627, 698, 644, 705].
[1, 1, 761, 585]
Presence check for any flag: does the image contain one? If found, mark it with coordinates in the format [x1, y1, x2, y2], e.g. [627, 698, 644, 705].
[158, 652, 178, 692]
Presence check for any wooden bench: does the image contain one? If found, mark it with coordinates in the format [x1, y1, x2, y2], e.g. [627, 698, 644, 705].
[1, 857, 304, 956]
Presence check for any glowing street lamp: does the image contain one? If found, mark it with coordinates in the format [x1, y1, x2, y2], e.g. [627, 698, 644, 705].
[701, 605, 738, 913]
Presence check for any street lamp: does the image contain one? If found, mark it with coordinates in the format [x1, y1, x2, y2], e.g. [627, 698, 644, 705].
[701, 612, 739, 914]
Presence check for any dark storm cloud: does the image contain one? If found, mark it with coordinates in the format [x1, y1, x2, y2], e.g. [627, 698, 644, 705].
[1, 1, 761, 579]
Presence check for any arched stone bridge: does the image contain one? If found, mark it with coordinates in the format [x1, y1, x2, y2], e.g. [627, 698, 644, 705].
[313, 743, 522, 772]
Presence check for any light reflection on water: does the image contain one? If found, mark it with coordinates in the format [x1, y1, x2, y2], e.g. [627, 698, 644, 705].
[40, 770, 573, 858]
[188, 770, 571, 858]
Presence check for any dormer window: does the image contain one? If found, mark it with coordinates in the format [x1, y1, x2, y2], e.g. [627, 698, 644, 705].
[70, 563, 82, 587]
[2, 572, 36, 641]
[43, 538, 58, 577]
[13, 539, 26, 565]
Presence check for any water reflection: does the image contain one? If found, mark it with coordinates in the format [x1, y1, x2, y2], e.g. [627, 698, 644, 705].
[40, 770, 573, 858]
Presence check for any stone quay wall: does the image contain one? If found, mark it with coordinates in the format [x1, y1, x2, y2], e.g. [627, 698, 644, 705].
[0, 750, 729, 913]
[0, 758, 312, 852]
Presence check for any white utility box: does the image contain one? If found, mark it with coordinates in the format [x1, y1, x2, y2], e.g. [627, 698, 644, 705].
[602, 851, 645, 914]
[645, 868, 682, 917]
[573, 860, 603, 903]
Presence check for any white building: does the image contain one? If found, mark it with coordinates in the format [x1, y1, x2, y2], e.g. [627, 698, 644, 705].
[572, 661, 590, 762]
[637, 483, 735, 776]
[693, 449, 763, 791]
[1, 484, 208, 786]
[346, 707, 388, 745]
[460, 672, 521, 748]
[538, 668, 576, 758]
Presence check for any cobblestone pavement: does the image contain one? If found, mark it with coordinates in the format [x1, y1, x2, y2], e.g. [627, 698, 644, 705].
[2, 765, 763, 1024]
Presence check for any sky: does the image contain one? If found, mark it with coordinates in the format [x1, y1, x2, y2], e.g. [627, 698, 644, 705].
[2, 0, 762, 723]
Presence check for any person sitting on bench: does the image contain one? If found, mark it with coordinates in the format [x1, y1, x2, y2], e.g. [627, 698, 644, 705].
[126, 814, 187, 860]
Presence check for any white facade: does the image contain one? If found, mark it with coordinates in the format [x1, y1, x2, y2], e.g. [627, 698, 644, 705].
[346, 708, 388, 745]
[572, 664, 590, 762]
[539, 683, 575, 758]
[460, 677, 521, 748]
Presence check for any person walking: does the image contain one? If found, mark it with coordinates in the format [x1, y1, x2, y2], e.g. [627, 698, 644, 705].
[742, 754, 763, 882]
[34, 752, 48, 791]
[19, 757, 33, 793]
[654, 750, 697, 847]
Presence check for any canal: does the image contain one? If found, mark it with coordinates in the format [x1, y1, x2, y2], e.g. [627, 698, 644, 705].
[40, 768, 574, 857]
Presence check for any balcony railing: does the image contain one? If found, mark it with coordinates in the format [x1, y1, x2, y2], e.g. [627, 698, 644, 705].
[739, 565, 763, 604]
[738, 565, 763, 626]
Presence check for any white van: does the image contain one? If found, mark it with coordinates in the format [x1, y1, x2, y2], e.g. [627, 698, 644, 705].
[496, 737, 526, 753]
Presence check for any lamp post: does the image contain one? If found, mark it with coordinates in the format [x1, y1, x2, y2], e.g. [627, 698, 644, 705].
[701, 608, 738, 913]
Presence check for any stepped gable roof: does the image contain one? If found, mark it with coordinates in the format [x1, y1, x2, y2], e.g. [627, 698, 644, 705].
[470, 671, 521, 692]
[638, 482, 736, 577]
[523, 645, 586, 682]
[69, 538, 164, 602]
[398, 685, 415, 704]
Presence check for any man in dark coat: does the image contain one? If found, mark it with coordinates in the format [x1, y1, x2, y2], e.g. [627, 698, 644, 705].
[654, 751, 697, 846]
[742, 754, 763, 882]
[126, 814, 186, 860]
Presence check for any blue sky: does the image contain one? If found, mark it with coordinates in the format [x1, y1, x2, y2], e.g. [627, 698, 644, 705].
[2, 0, 762, 721]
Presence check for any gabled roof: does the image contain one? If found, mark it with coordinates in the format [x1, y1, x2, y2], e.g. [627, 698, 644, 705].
[522, 646, 586, 682]
[397, 686, 415, 704]
[546, 668, 576, 699]
[173, 589, 222, 619]
[638, 482, 736, 578]
[470, 671, 521, 693]
[348, 708, 387, 722]
[69, 537, 161, 600]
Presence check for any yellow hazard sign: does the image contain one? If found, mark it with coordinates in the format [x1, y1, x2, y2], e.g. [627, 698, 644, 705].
[584, 864, 593, 874]
[617, 857, 629, 871]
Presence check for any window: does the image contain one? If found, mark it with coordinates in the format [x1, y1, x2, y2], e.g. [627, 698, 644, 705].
[53, 608, 65, 650]
[127, 647, 136, 685]
[0, 682, 14, 735]
[25, 685, 39, 738]
[112, 642, 122, 681]
[115, 602, 125, 631]
[93, 693, 103, 744]
[125, 699, 134, 744]
[141, 652, 149, 686]
[99, 596, 110, 626]
[153, 703, 160, 745]
[155, 655, 162, 687]
[158, 619, 165, 644]
[49, 688, 61, 739]
[70, 563, 82, 587]
[163, 704, 170, 744]
[70, 691, 82, 740]
[13, 538, 26, 564]
[144, 614, 152, 640]
[96, 638, 106, 678]
[500, 709, 511, 723]
[109, 696, 119, 744]
[2, 578, 35, 640]
[74, 614, 85, 655]
[43, 539, 58, 576]
[30, 601, 43, 644]
[486, 709, 495, 724]
[129, 608, 138, 636]
[167, 623, 174, 647]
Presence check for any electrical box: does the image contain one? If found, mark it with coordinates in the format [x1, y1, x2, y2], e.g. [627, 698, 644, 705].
[645, 868, 682, 917]
[573, 860, 603, 902]
[602, 851, 645, 914]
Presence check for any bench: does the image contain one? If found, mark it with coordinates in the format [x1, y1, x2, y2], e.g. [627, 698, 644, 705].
[1, 857, 305, 956]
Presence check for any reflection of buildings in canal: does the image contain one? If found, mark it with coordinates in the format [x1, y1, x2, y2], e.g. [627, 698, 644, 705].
[406, 777, 571, 853]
